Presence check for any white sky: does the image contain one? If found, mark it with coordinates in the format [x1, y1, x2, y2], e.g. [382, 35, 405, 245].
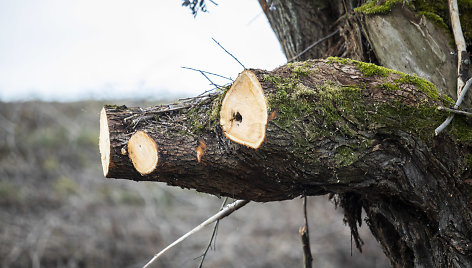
[0, 0, 286, 101]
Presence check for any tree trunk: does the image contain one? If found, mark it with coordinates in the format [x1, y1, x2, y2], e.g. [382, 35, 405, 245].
[100, 58, 472, 266]
[254, 0, 472, 266]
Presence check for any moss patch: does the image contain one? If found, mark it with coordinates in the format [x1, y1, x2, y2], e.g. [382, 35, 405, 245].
[394, 73, 440, 100]
[355, 0, 406, 15]
[418, 11, 450, 33]
[328, 57, 393, 77]
[261, 59, 457, 168]
[381, 82, 401, 91]
[291, 62, 313, 77]
[327, 57, 445, 101]
[449, 117, 472, 144]
[264, 75, 371, 166]
[414, 0, 472, 46]
[186, 85, 231, 135]
[335, 146, 359, 167]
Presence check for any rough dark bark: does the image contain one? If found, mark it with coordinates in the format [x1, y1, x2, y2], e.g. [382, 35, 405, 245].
[254, 1, 472, 266]
[259, 0, 345, 60]
[101, 59, 472, 266]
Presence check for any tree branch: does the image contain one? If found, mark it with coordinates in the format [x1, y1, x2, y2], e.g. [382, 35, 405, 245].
[142, 199, 249, 268]
[100, 59, 455, 201]
[449, 0, 469, 97]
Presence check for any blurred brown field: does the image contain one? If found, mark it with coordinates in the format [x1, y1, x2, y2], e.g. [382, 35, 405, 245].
[0, 101, 389, 268]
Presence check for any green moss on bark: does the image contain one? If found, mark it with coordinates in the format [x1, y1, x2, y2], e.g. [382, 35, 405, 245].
[328, 56, 393, 77]
[264, 76, 372, 166]
[356, 0, 472, 47]
[354, 0, 407, 15]
[327, 57, 443, 101]
[185, 85, 231, 135]
[450, 117, 472, 144]
[335, 146, 359, 167]
[261, 59, 456, 167]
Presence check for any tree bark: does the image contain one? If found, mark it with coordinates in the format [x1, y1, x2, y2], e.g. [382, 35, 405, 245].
[260, 0, 472, 106]
[100, 59, 472, 266]
[258, 0, 345, 60]
[254, 2, 472, 265]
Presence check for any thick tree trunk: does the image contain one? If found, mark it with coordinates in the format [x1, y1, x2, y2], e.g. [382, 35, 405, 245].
[255, 1, 472, 266]
[100, 59, 472, 266]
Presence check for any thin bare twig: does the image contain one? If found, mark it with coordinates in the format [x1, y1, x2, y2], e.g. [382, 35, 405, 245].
[182, 66, 233, 81]
[212, 38, 246, 69]
[199, 71, 222, 90]
[288, 29, 340, 62]
[124, 104, 193, 123]
[437, 106, 472, 116]
[178, 92, 218, 101]
[142, 200, 250, 268]
[197, 197, 229, 268]
[197, 82, 232, 97]
[299, 196, 313, 268]
[435, 78, 472, 135]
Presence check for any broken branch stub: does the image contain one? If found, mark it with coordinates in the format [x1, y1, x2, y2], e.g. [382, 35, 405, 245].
[219, 70, 268, 149]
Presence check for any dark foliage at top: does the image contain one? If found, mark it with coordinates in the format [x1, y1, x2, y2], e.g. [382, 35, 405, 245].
[182, 0, 216, 16]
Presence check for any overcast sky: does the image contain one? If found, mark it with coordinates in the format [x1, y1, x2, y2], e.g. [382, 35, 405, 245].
[0, 0, 286, 101]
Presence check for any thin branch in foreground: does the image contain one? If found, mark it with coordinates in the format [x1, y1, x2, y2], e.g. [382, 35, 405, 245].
[197, 197, 229, 268]
[199, 70, 222, 91]
[435, 78, 472, 135]
[299, 196, 313, 268]
[142, 200, 250, 268]
[288, 29, 339, 63]
[181, 66, 233, 81]
[212, 38, 246, 69]
[196, 82, 232, 97]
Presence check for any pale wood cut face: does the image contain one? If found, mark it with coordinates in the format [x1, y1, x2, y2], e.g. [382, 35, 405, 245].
[128, 131, 158, 175]
[219, 70, 268, 149]
[99, 108, 111, 176]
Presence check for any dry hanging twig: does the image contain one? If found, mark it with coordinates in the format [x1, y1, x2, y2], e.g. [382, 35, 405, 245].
[142, 199, 249, 268]
[197, 197, 229, 268]
[299, 196, 313, 268]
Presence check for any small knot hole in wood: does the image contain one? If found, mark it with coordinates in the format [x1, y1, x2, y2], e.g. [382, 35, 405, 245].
[233, 112, 242, 122]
